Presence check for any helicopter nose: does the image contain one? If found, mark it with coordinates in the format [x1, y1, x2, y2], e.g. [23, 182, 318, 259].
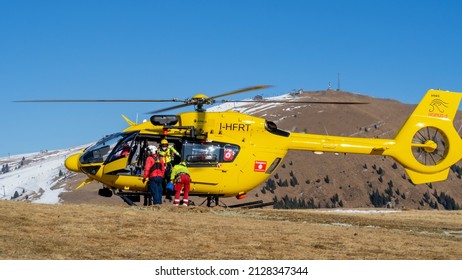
[65, 153, 81, 172]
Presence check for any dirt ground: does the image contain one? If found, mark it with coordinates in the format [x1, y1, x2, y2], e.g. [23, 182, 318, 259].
[1, 199, 461, 260]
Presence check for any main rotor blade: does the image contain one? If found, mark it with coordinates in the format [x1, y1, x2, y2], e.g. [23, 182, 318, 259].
[148, 103, 191, 114]
[15, 99, 181, 103]
[207, 85, 271, 100]
[218, 100, 369, 105]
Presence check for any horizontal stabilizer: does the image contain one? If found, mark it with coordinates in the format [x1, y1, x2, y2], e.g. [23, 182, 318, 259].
[404, 168, 450, 184]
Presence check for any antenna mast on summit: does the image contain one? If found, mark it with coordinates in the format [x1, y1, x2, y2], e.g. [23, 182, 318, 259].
[337, 73, 341, 91]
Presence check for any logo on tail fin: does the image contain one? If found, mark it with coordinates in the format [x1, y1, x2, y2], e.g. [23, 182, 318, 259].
[428, 99, 448, 118]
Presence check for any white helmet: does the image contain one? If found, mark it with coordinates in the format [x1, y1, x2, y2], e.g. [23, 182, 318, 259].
[147, 145, 157, 153]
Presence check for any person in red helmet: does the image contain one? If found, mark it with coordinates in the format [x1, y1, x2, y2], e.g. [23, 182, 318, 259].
[170, 161, 191, 206]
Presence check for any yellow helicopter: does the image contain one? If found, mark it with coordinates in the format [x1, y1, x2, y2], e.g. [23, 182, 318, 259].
[19, 86, 462, 206]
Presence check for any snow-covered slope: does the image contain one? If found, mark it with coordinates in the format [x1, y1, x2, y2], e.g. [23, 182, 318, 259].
[208, 93, 297, 114]
[0, 145, 88, 204]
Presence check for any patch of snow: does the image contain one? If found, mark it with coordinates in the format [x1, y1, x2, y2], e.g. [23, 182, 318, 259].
[208, 92, 298, 113]
[331, 222, 353, 227]
[0, 145, 88, 204]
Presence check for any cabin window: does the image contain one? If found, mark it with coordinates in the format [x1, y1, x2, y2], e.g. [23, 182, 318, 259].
[183, 141, 239, 166]
[265, 157, 281, 174]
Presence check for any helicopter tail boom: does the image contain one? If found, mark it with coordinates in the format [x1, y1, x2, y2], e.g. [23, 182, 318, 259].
[286, 89, 462, 184]
[287, 133, 395, 159]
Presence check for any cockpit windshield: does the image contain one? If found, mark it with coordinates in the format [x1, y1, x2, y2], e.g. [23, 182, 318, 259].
[80, 132, 132, 164]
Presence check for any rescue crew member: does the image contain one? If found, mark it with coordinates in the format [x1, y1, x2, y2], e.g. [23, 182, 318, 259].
[115, 143, 130, 159]
[170, 161, 191, 206]
[158, 138, 181, 201]
[157, 139, 180, 166]
[143, 145, 165, 205]
[120, 143, 130, 157]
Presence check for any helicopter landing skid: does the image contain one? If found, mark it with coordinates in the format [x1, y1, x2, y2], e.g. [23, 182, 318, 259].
[199, 196, 274, 208]
[227, 200, 274, 209]
[120, 195, 137, 206]
[200, 195, 226, 207]
[115, 191, 151, 206]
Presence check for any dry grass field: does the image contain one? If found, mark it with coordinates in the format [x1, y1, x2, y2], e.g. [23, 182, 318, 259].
[1, 200, 461, 260]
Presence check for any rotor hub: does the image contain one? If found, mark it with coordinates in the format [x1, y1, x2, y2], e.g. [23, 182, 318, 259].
[422, 140, 437, 153]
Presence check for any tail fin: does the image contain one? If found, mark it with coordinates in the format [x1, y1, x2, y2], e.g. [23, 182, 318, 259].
[388, 89, 462, 184]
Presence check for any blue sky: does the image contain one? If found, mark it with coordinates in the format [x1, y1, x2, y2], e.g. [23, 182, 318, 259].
[1, 0, 462, 156]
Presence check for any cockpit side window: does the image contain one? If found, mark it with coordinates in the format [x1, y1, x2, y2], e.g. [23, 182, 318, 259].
[80, 133, 127, 164]
[106, 133, 138, 163]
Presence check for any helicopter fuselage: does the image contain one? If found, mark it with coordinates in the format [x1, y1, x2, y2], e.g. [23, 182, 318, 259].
[66, 111, 292, 199]
[65, 89, 462, 201]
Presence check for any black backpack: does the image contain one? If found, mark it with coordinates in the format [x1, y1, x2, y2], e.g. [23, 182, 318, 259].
[149, 159, 163, 174]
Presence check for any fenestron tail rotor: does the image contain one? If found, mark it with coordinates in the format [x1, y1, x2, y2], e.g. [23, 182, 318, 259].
[411, 126, 448, 166]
